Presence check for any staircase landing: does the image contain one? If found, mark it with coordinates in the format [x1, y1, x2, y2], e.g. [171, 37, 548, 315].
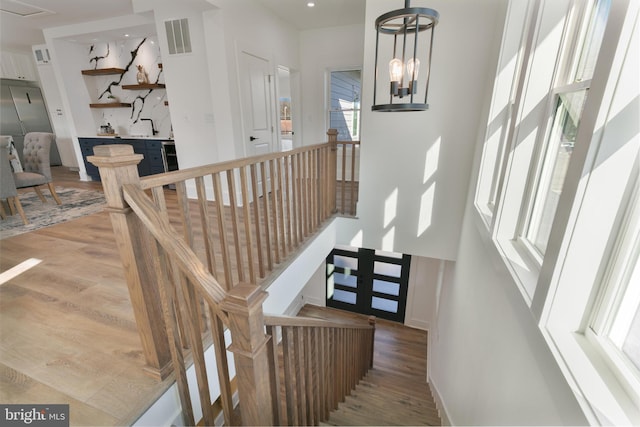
[298, 305, 441, 426]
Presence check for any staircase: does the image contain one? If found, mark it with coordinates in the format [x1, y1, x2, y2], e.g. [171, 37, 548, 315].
[325, 369, 441, 426]
[94, 137, 438, 426]
[300, 305, 442, 426]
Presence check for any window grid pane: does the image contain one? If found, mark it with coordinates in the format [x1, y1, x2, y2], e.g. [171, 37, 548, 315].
[526, 89, 587, 254]
[333, 289, 357, 305]
[573, 0, 611, 82]
[373, 261, 402, 278]
[335, 272, 357, 288]
[333, 255, 358, 270]
[329, 70, 361, 141]
[371, 296, 399, 313]
[372, 279, 400, 296]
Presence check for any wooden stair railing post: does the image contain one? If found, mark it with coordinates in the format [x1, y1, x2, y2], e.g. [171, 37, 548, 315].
[327, 128, 338, 214]
[88, 145, 172, 380]
[221, 283, 274, 426]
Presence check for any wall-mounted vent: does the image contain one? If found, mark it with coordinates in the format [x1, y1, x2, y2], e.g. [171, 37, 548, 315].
[164, 18, 192, 55]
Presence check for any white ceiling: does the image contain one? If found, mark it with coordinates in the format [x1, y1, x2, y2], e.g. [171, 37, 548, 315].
[0, 0, 366, 52]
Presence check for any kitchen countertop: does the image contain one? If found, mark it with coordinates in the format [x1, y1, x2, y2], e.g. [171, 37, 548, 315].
[80, 135, 174, 141]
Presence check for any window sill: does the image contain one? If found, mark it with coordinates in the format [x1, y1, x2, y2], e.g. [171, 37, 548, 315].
[473, 201, 494, 232]
[542, 325, 640, 426]
[472, 206, 539, 306]
[494, 236, 539, 306]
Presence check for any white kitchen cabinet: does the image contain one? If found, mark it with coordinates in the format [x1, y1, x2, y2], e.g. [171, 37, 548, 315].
[0, 52, 37, 81]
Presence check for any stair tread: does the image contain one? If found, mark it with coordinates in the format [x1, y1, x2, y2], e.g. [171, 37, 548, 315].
[342, 392, 440, 419]
[353, 382, 439, 411]
[362, 370, 436, 401]
[330, 400, 441, 426]
[325, 372, 441, 426]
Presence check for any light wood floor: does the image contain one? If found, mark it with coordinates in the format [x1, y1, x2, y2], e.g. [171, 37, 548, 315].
[0, 167, 428, 426]
[0, 168, 173, 426]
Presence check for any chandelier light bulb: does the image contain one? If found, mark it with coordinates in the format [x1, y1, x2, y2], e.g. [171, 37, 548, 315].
[389, 58, 404, 83]
[407, 58, 420, 80]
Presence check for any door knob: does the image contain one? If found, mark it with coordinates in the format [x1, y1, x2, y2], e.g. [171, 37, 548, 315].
[249, 136, 259, 141]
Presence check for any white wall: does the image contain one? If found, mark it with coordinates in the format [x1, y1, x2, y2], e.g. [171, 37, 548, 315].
[204, 0, 301, 161]
[336, 0, 507, 262]
[425, 0, 593, 423]
[301, 262, 328, 308]
[299, 24, 365, 145]
[35, 63, 78, 168]
[144, 0, 220, 169]
[404, 255, 442, 331]
[429, 193, 588, 425]
[46, 37, 100, 179]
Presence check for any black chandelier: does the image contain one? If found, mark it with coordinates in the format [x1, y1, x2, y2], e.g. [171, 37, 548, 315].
[372, 1, 439, 112]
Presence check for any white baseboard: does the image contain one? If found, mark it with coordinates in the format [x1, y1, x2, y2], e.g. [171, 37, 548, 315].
[302, 295, 325, 307]
[284, 295, 304, 316]
[428, 375, 452, 426]
[405, 318, 429, 331]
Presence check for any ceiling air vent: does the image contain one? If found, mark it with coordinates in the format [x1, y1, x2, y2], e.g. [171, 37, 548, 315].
[164, 18, 192, 55]
[0, 0, 53, 17]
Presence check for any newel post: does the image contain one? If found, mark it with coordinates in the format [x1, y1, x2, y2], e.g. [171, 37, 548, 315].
[88, 145, 172, 380]
[221, 283, 274, 426]
[327, 128, 338, 214]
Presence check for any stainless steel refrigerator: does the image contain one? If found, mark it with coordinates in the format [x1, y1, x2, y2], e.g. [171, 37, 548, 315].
[0, 79, 61, 165]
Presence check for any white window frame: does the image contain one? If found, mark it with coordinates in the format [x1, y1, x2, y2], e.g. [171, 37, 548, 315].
[474, 0, 538, 230]
[516, 0, 609, 261]
[535, 1, 640, 423]
[473, 0, 640, 423]
[586, 174, 640, 410]
[493, 0, 576, 303]
[326, 67, 362, 142]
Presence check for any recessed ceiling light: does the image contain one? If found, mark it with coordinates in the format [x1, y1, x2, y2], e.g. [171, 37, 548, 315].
[124, 34, 130, 37]
[307, 1, 315, 7]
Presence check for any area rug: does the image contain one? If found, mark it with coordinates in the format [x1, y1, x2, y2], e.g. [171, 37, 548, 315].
[0, 187, 106, 239]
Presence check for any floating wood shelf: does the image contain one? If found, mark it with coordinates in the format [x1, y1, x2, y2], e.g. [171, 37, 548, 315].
[81, 68, 125, 76]
[122, 83, 166, 90]
[89, 102, 132, 108]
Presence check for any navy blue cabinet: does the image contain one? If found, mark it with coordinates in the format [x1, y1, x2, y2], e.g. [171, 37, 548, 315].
[79, 138, 172, 181]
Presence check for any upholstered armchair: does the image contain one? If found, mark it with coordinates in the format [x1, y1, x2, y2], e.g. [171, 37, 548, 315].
[13, 132, 61, 205]
[0, 146, 28, 225]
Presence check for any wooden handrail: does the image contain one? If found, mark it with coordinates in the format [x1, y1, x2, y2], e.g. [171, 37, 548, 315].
[265, 314, 374, 329]
[138, 142, 330, 190]
[122, 183, 228, 309]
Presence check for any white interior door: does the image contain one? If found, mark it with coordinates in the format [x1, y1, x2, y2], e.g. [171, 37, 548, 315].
[239, 51, 274, 157]
[239, 51, 275, 197]
[277, 66, 294, 151]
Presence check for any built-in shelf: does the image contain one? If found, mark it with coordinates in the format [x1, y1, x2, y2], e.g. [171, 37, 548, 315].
[81, 68, 125, 76]
[89, 102, 132, 108]
[122, 83, 166, 90]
